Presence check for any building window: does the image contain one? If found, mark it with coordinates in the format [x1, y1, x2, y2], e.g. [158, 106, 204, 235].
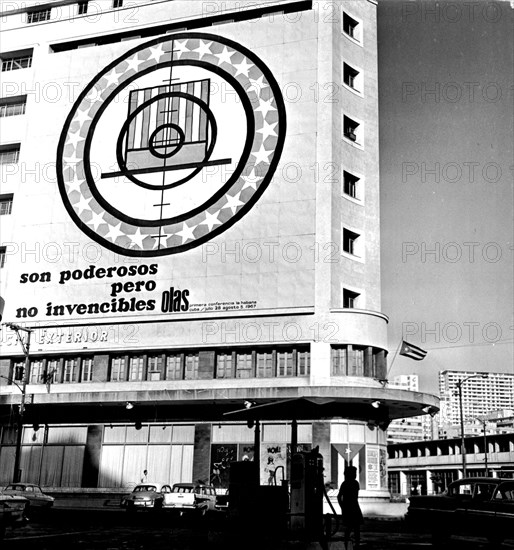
[343, 228, 360, 256]
[0, 247, 6, 268]
[147, 355, 162, 380]
[30, 360, 44, 384]
[236, 352, 253, 379]
[343, 116, 361, 144]
[343, 12, 359, 40]
[0, 96, 27, 118]
[166, 354, 183, 380]
[27, 9, 52, 24]
[332, 347, 347, 376]
[256, 350, 273, 378]
[46, 360, 60, 384]
[129, 356, 145, 381]
[0, 144, 20, 165]
[347, 347, 364, 376]
[216, 352, 234, 379]
[277, 351, 294, 377]
[77, 1, 89, 15]
[184, 353, 199, 380]
[63, 359, 79, 383]
[343, 288, 360, 309]
[1, 51, 32, 72]
[343, 63, 360, 91]
[110, 356, 126, 381]
[0, 195, 13, 216]
[343, 171, 359, 199]
[297, 349, 310, 376]
[13, 362, 24, 381]
[113, 0, 123, 7]
[82, 358, 94, 382]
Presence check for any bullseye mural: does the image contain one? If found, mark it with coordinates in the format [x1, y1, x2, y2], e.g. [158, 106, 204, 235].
[57, 33, 286, 257]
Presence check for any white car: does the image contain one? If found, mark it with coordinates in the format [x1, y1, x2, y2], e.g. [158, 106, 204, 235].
[164, 483, 217, 515]
[121, 482, 172, 511]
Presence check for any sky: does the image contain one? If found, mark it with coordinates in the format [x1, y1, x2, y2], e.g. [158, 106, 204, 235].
[377, 1, 514, 394]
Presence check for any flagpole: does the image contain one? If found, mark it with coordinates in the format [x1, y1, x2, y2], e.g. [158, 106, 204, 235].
[386, 337, 404, 379]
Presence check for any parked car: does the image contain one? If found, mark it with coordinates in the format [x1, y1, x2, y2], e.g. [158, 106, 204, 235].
[0, 494, 27, 539]
[164, 483, 217, 516]
[2, 483, 54, 512]
[121, 483, 172, 511]
[406, 477, 514, 545]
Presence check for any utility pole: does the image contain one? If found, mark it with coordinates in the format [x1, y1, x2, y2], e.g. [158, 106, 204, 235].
[4, 323, 33, 483]
[456, 373, 489, 478]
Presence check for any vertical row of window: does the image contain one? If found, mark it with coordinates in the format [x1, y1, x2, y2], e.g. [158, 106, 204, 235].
[341, 10, 366, 310]
[0, 55, 30, 253]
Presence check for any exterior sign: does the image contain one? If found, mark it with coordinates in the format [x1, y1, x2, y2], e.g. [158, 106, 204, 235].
[57, 33, 286, 257]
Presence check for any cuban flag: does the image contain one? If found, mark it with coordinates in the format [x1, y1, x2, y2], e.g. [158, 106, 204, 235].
[399, 340, 427, 361]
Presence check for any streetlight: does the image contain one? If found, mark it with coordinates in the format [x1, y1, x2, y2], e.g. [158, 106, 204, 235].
[2, 322, 33, 483]
[456, 373, 489, 478]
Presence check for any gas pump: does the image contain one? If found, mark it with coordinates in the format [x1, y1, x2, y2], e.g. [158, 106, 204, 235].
[290, 446, 324, 539]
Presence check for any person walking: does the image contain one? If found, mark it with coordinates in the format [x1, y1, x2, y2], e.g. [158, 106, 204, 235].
[337, 466, 363, 549]
[141, 469, 148, 483]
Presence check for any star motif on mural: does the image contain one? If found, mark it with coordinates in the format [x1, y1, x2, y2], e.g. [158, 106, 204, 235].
[66, 130, 83, 149]
[241, 168, 261, 190]
[74, 108, 92, 126]
[173, 39, 190, 59]
[223, 192, 244, 214]
[252, 145, 273, 165]
[257, 120, 278, 141]
[66, 177, 83, 194]
[176, 222, 196, 243]
[201, 211, 222, 231]
[74, 195, 92, 215]
[194, 40, 213, 59]
[255, 97, 276, 118]
[88, 210, 106, 231]
[125, 55, 142, 72]
[248, 74, 266, 95]
[128, 227, 147, 249]
[234, 58, 253, 77]
[103, 69, 121, 88]
[215, 46, 235, 66]
[105, 222, 125, 243]
[148, 43, 166, 63]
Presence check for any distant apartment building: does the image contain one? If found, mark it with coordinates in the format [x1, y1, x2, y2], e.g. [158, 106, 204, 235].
[438, 370, 514, 438]
[387, 375, 435, 443]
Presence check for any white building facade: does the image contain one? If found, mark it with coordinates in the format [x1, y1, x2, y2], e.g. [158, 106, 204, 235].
[0, 0, 437, 496]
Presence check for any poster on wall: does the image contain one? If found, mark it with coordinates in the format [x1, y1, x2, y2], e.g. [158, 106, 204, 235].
[209, 443, 237, 489]
[3, 30, 320, 328]
[366, 446, 380, 490]
[261, 443, 287, 485]
[379, 448, 387, 489]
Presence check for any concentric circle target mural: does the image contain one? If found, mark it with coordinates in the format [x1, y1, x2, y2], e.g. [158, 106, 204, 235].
[57, 33, 286, 257]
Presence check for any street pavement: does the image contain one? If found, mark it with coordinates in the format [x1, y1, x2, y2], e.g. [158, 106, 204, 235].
[3, 509, 514, 550]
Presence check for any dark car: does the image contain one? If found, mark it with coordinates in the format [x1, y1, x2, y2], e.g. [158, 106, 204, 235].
[2, 483, 54, 512]
[406, 477, 514, 545]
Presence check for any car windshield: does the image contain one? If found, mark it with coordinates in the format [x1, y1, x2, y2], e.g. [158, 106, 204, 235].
[173, 486, 193, 493]
[7, 485, 25, 491]
[134, 485, 156, 492]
